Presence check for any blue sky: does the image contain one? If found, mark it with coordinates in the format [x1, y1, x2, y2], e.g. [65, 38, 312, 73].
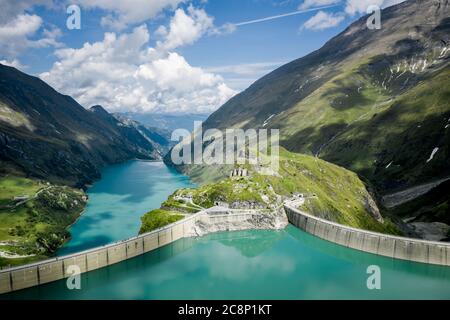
[0, 0, 404, 114]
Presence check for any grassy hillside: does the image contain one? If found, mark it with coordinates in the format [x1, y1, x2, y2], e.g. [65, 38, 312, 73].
[145, 149, 399, 235]
[281, 58, 450, 193]
[0, 175, 86, 267]
[190, 0, 450, 225]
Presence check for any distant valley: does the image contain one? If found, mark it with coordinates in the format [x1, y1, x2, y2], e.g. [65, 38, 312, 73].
[117, 112, 208, 133]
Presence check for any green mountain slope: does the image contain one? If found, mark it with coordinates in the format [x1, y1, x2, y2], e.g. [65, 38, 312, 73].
[147, 149, 399, 235]
[0, 175, 86, 267]
[194, 0, 450, 225]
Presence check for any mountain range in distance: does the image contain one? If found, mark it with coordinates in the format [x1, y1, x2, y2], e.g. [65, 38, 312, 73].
[116, 112, 209, 133]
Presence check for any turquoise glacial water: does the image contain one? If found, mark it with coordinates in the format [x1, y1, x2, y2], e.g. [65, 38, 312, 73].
[58, 161, 195, 255]
[3, 161, 450, 300]
[4, 227, 450, 300]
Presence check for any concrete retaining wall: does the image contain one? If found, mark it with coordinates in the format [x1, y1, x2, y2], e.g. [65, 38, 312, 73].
[8, 203, 441, 295]
[0, 211, 206, 295]
[284, 204, 450, 267]
[0, 208, 268, 295]
[201, 213, 260, 224]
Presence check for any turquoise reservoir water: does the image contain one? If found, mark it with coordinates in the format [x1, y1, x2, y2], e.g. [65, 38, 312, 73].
[4, 227, 450, 300]
[58, 161, 195, 255]
[3, 161, 450, 300]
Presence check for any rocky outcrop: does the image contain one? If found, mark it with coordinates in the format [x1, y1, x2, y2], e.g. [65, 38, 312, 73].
[229, 200, 267, 210]
[188, 208, 288, 237]
[364, 194, 384, 223]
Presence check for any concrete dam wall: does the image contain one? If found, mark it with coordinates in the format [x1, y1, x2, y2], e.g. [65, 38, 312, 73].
[0, 208, 272, 295]
[3, 203, 448, 295]
[284, 204, 450, 266]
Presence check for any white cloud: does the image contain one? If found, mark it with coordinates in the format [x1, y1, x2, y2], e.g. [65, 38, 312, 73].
[0, 1, 62, 63]
[205, 62, 285, 76]
[298, 0, 407, 31]
[0, 0, 53, 24]
[32, 25, 63, 48]
[298, 0, 342, 10]
[0, 59, 26, 69]
[75, 0, 186, 30]
[210, 23, 237, 36]
[302, 11, 344, 30]
[298, 0, 407, 18]
[156, 6, 214, 51]
[0, 14, 62, 58]
[205, 61, 286, 90]
[345, 0, 406, 15]
[298, 0, 407, 15]
[0, 14, 42, 39]
[40, 22, 236, 115]
[155, 25, 168, 37]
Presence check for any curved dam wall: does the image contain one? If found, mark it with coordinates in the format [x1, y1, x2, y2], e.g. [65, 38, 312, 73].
[284, 204, 450, 267]
[0, 208, 266, 295]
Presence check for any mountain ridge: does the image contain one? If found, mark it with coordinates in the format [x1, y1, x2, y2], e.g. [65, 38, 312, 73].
[168, 0, 450, 230]
[0, 64, 161, 187]
[201, 0, 449, 192]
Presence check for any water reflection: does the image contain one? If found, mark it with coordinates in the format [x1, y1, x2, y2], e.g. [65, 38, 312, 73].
[286, 226, 450, 281]
[206, 229, 285, 257]
[4, 226, 450, 300]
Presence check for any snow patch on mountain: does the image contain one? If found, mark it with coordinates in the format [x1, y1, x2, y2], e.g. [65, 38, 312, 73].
[426, 148, 439, 163]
